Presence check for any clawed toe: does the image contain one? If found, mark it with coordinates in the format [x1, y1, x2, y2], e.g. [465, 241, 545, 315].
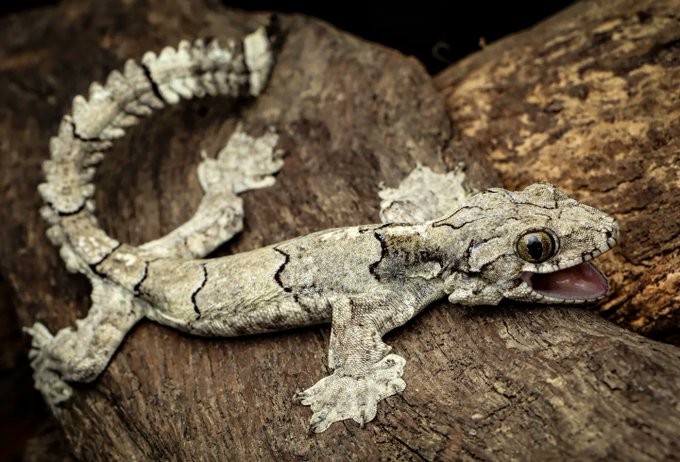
[293, 389, 309, 403]
[309, 412, 332, 433]
[24, 322, 54, 346]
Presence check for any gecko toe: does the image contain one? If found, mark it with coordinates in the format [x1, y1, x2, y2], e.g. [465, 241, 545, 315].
[298, 354, 407, 432]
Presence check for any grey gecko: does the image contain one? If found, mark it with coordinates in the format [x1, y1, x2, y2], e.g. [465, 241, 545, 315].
[26, 25, 619, 433]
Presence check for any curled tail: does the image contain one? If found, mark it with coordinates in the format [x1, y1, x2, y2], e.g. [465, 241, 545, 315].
[27, 23, 283, 405]
[38, 25, 278, 283]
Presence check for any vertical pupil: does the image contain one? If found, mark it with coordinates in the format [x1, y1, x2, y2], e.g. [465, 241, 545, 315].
[526, 235, 544, 260]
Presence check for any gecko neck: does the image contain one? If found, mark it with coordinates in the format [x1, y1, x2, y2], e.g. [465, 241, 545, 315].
[425, 220, 476, 274]
[373, 221, 472, 283]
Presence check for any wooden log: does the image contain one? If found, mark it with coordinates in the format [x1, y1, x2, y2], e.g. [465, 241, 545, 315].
[0, 1, 678, 460]
[435, 0, 680, 344]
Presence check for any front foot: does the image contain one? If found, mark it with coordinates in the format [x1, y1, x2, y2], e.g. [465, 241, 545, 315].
[24, 322, 73, 406]
[295, 354, 406, 433]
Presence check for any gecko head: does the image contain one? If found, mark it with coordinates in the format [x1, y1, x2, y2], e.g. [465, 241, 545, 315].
[442, 183, 619, 305]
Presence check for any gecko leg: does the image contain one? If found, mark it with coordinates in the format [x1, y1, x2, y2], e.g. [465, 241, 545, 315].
[378, 164, 470, 224]
[295, 294, 414, 432]
[139, 126, 282, 259]
[24, 278, 145, 406]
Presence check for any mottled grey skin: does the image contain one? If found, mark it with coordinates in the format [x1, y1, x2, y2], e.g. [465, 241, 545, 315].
[25, 26, 619, 433]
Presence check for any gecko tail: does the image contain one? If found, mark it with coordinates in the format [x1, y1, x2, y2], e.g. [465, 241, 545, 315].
[38, 24, 277, 277]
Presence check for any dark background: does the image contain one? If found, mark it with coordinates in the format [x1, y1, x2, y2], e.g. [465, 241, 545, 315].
[0, 1, 574, 460]
[1, 0, 574, 74]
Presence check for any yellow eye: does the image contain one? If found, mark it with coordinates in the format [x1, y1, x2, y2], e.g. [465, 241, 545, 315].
[516, 230, 557, 263]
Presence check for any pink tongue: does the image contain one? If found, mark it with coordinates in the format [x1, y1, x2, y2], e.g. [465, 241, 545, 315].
[531, 262, 608, 300]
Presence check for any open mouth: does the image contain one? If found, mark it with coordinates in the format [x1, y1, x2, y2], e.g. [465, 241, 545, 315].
[521, 261, 608, 302]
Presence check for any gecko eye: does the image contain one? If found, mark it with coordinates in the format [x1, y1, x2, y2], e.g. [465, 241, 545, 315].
[516, 230, 557, 263]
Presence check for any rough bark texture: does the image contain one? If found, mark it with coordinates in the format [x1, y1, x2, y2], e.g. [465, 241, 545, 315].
[1, 1, 679, 461]
[435, 0, 680, 344]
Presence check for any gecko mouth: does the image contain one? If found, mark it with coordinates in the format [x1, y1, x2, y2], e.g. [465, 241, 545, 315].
[521, 261, 608, 302]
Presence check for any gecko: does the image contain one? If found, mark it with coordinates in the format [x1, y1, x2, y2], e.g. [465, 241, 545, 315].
[26, 23, 619, 433]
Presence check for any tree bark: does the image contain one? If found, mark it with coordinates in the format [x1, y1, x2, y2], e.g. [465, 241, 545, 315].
[0, 1, 678, 461]
[435, 0, 680, 344]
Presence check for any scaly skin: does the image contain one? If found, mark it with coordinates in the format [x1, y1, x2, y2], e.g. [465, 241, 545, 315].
[25, 24, 619, 432]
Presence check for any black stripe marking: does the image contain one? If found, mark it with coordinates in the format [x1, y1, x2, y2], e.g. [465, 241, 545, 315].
[368, 232, 388, 282]
[69, 118, 104, 143]
[88, 242, 122, 274]
[55, 202, 86, 217]
[190, 264, 208, 320]
[432, 216, 484, 230]
[432, 205, 483, 228]
[141, 63, 167, 104]
[133, 261, 149, 297]
[273, 247, 292, 292]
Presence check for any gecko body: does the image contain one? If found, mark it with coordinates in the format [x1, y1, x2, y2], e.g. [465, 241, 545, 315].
[26, 24, 619, 433]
